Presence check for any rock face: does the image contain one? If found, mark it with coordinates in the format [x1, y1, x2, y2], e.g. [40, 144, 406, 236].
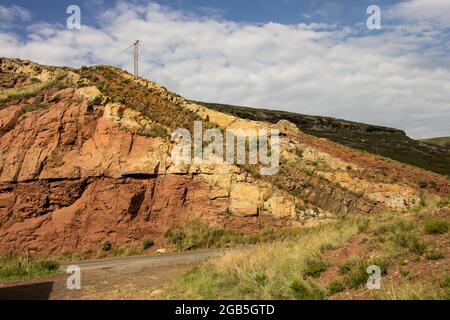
[0, 58, 449, 256]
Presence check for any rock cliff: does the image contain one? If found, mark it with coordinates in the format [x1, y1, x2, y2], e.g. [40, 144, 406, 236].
[1, 58, 448, 256]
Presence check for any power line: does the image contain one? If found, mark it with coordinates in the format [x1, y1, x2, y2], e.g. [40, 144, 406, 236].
[103, 43, 134, 64]
[102, 40, 155, 78]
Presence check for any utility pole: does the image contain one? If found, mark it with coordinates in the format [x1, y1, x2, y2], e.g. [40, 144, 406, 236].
[133, 40, 140, 77]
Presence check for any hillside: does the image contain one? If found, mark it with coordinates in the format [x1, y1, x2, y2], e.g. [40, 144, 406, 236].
[0, 57, 449, 258]
[420, 137, 450, 149]
[199, 102, 450, 177]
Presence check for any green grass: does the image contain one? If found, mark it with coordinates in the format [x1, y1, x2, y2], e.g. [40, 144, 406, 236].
[328, 280, 345, 295]
[289, 278, 325, 300]
[372, 217, 428, 255]
[426, 251, 444, 260]
[339, 257, 390, 289]
[303, 256, 328, 278]
[420, 136, 450, 148]
[0, 254, 60, 282]
[424, 219, 450, 235]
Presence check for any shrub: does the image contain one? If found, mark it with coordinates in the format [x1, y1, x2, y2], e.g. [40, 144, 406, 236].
[320, 242, 339, 253]
[339, 257, 359, 275]
[101, 241, 112, 252]
[426, 251, 444, 260]
[391, 227, 427, 255]
[303, 256, 328, 278]
[19, 103, 48, 116]
[399, 268, 410, 277]
[357, 218, 370, 233]
[408, 236, 427, 255]
[424, 219, 449, 235]
[89, 96, 103, 107]
[142, 239, 155, 250]
[340, 257, 389, 289]
[289, 279, 325, 300]
[345, 263, 369, 289]
[328, 280, 345, 295]
[438, 196, 450, 208]
[418, 181, 428, 188]
[113, 96, 125, 104]
[254, 272, 268, 287]
[440, 275, 450, 289]
[138, 124, 169, 139]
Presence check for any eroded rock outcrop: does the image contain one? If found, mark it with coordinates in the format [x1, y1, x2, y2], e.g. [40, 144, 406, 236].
[1, 58, 448, 256]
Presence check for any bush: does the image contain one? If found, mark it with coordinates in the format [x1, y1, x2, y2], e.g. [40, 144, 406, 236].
[289, 279, 325, 300]
[424, 219, 449, 235]
[320, 242, 339, 253]
[408, 236, 427, 255]
[138, 124, 169, 139]
[328, 280, 345, 295]
[19, 103, 48, 116]
[303, 256, 328, 278]
[101, 241, 112, 252]
[142, 239, 155, 250]
[357, 218, 370, 233]
[345, 263, 370, 289]
[89, 96, 103, 107]
[392, 227, 427, 255]
[339, 257, 359, 275]
[340, 257, 389, 289]
[418, 181, 428, 188]
[426, 251, 444, 260]
[438, 196, 450, 208]
[440, 275, 450, 289]
[113, 96, 125, 104]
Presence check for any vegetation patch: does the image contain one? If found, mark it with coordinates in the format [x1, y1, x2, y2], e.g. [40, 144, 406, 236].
[328, 279, 345, 295]
[424, 219, 449, 235]
[0, 254, 60, 282]
[166, 218, 358, 299]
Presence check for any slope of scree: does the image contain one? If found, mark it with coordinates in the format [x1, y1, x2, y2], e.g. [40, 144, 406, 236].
[0, 57, 449, 257]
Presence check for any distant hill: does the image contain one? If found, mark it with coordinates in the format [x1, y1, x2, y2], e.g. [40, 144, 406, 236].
[197, 102, 450, 177]
[420, 137, 450, 149]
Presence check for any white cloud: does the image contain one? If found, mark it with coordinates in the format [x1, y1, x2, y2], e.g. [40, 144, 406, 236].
[388, 0, 450, 27]
[0, 5, 31, 29]
[0, 1, 449, 139]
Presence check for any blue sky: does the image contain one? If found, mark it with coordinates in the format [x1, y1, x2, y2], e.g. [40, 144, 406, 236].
[0, 0, 449, 138]
[2, 0, 394, 27]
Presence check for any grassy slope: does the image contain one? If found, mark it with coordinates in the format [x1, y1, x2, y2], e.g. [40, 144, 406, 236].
[166, 201, 450, 300]
[198, 102, 450, 177]
[420, 137, 450, 148]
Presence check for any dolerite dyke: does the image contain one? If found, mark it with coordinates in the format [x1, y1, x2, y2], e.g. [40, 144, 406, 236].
[0, 58, 449, 256]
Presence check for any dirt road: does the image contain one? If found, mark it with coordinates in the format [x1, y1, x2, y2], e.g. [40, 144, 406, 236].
[0, 248, 238, 300]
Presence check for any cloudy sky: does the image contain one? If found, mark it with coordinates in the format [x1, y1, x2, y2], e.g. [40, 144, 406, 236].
[0, 0, 449, 139]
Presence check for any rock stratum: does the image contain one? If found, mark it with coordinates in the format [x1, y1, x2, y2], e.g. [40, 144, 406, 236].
[0, 58, 449, 256]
